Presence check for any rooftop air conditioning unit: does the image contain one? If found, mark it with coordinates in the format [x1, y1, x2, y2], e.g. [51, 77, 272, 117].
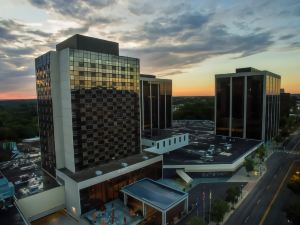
[121, 162, 128, 167]
[95, 170, 103, 176]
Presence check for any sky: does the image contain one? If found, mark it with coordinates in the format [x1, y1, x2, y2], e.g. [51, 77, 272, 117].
[0, 0, 300, 99]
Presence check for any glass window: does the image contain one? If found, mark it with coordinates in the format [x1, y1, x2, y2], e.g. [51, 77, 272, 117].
[231, 77, 244, 137]
[216, 77, 230, 136]
[246, 75, 263, 140]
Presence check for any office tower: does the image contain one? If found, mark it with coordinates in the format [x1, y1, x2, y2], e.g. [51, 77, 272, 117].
[36, 34, 141, 176]
[140, 74, 172, 132]
[215, 67, 281, 141]
[280, 89, 290, 119]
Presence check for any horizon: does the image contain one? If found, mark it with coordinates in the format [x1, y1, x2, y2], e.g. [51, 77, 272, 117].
[0, 0, 300, 99]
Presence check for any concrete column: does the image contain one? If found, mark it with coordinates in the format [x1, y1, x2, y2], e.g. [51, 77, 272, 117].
[123, 193, 127, 206]
[184, 197, 189, 213]
[243, 76, 247, 139]
[158, 83, 160, 129]
[165, 89, 167, 129]
[214, 77, 217, 135]
[141, 80, 144, 131]
[162, 211, 166, 225]
[262, 74, 267, 141]
[229, 77, 232, 137]
[150, 81, 152, 135]
[142, 202, 146, 217]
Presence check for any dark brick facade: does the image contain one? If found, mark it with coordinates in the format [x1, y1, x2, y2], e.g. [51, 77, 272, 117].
[71, 88, 140, 171]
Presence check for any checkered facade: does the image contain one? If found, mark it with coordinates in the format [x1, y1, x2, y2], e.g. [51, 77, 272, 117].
[71, 88, 140, 171]
[69, 49, 141, 171]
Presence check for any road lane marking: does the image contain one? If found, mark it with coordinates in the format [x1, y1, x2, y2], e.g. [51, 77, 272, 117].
[259, 161, 295, 225]
[244, 216, 250, 224]
[257, 199, 261, 205]
[291, 138, 300, 152]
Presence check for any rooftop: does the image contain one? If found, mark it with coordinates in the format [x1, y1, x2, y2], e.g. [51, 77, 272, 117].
[58, 152, 160, 183]
[142, 128, 186, 141]
[121, 178, 187, 211]
[56, 34, 119, 55]
[140, 74, 156, 78]
[215, 67, 281, 78]
[165, 120, 262, 165]
[164, 135, 262, 165]
[140, 74, 172, 82]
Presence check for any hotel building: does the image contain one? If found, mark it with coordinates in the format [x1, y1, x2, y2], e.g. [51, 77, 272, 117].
[34, 34, 187, 224]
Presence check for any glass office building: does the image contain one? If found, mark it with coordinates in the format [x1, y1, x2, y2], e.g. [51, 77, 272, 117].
[215, 68, 281, 142]
[140, 74, 172, 132]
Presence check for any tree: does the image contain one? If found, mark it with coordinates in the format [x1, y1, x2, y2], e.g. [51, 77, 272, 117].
[274, 135, 283, 144]
[225, 185, 241, 209]
[186, 216, 205, 225]
[211, 198, 230, 225]
[244, 158, 255, 176]
[256, 145, 266, 163]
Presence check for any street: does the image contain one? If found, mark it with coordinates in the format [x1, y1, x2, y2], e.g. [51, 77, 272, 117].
[224, 134, 300, 225]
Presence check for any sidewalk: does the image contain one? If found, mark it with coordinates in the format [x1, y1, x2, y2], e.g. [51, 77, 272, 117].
[208, 162, 268, 225]
[207, 144, 279, 225]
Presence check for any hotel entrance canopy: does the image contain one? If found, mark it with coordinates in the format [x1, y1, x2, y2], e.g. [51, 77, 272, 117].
[121, 178, 188, 225]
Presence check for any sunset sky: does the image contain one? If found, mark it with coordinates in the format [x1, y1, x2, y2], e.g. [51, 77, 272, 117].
[0, 0, 300, 99]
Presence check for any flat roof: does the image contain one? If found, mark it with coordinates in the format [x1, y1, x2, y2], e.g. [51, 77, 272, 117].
[164, 135, 262, 165]
[142, 129, 185, 141]
[58, 152, 160, 183]
[56, 34, 119, 55]
[121, 178, 187, 211]
[140, 74, 156, 78]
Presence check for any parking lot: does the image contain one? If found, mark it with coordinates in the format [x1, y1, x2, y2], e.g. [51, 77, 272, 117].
[0, 152, 59, 199]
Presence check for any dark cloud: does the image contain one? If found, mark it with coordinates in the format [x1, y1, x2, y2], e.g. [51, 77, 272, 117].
[27, 29, 51, 37]
[142, 12, 211, 42]
[122, 24, 274, 71]
[0, 57, 34, 87]
[0, 26, 18, 40]
[157, 70, 184, 77]
[290, 42, 300, 48]
[279, 34, 295, 40]
[28, 0, 116, 20]
[58, 25, 90, 37]
[0, 18, 44, 96]
[1, 47, 35, 56]
[128, 2, 155, 16]
[0, 19, 22, 41]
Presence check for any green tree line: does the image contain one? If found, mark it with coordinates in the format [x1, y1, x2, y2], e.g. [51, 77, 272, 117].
[0, 100, 38, 141]
[173, 97, 214, 120]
